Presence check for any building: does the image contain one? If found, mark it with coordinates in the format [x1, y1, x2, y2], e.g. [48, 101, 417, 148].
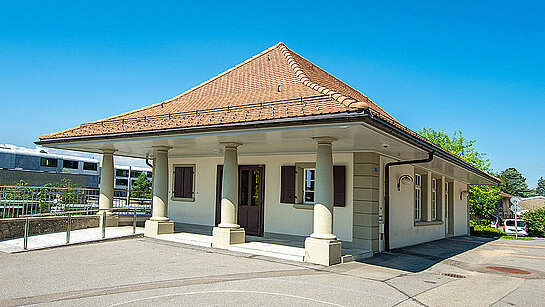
[0, 144, 100, 187]
[0, 144, 151, 189]
[36, 43, 499, 265]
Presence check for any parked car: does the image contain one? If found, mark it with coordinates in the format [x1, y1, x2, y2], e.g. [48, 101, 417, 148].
[502, 219, 528, 236]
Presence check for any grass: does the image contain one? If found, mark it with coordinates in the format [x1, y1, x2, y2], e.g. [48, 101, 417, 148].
[500, 235, 535, 240]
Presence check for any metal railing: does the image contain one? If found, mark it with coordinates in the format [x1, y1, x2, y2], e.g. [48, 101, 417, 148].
[19, 207, 141, 250]
[0, 185, 151, 219]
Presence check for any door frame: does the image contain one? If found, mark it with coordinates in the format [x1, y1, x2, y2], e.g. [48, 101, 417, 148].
[215, 164, 265, 236]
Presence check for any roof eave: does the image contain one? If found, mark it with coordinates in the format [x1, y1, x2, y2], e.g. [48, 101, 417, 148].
[36, 110, 498, 185]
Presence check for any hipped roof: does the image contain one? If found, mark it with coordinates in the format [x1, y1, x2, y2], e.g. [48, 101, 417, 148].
[39, 42, 395, 140]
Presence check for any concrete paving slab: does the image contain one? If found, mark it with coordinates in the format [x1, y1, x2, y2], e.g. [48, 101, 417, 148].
[0, 226, 144, 253]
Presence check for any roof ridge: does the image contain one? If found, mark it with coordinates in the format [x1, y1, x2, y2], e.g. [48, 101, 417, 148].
[277, 43, 368, 110]
[97, 42, 286, 123]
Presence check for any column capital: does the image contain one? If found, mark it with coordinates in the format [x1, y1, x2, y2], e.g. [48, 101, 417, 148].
[152, 145, 173, 153]
[100, 148, 117, 155]
[219, 142, 242, 149]
[312, 136, 337, 145]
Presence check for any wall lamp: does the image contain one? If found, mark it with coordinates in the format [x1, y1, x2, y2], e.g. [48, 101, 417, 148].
[397, 174, 413, 191]
[460, 190, 470, 200]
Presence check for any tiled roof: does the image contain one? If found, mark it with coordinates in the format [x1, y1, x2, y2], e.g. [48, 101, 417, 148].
[39, 43, 396, 140]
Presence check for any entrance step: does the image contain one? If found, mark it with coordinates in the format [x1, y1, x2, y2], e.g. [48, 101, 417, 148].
[156, 232, 213, 248]
[341, 249, 373, 263]
[228, 241, 306, 262]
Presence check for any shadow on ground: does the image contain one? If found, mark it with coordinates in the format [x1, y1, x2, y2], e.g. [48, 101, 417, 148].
[359, 236, 498, 273]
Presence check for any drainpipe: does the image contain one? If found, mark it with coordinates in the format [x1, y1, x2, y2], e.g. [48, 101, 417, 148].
[384, 151, 434, 252]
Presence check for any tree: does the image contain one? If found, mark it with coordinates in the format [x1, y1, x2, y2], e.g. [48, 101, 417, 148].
[418, 128, 498, 220]
[536, 177, 545, 196]
[130, 172, 152, 198]
[498, 168, 536, 198]
[469, 185, 501, 220]
[418, 128, 491, 172]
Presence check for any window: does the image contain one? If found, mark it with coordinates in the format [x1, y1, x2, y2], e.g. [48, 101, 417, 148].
[40, 157, 57, 167]
[303, 168, 316, 204]
[280, 165, 346, 207]
[62, 160, 78, 169]
[116, 169, 129, 177]
[130, 170, 142, 178]
[431, 179, 437, 220]
[173, 166, 194, 200]
[116, 178, 128, 186]
[415, 174, 422, 221]
[83, 162, 98, 171]
[146, 171, 153, 178]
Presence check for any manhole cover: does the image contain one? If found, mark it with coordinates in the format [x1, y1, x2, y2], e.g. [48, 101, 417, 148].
[485, 266, 531, 275]
[441, 273, 466, 278]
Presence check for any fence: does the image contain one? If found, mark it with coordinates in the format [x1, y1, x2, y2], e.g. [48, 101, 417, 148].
[0, 185, 151, 218]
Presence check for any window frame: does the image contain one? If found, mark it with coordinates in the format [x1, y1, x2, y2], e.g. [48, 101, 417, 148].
[172, 164, 196, 202]
[303, 168, 316, 205]
[431, 178, 437, 220]
[62, 160, 79, 169]
[414, 174, 422, 221]
[40, 157, 58, 168]
[83, 162, 98, 171]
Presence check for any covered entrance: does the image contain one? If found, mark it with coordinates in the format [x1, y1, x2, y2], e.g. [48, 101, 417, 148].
[215, 165, 265, 236]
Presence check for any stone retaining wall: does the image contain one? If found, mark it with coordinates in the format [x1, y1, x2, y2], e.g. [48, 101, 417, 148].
[0, 215, 99, 240]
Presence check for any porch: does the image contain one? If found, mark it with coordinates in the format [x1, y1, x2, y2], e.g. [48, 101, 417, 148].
[155, 223, 372, 263]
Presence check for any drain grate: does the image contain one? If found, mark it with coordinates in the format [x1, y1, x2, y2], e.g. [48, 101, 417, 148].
[485, 266, 531, 275]
[441, 273, 466, 278]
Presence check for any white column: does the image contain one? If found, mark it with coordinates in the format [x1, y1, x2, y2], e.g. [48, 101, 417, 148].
[151, 146, 170, 221]
[98, 149, 118, 227]
[212, 142, 245, 248]
[305, 136, 341, 266]
[311, 137, 337, 240]
[144, 146, 174, 237]
[218, 142, 241, 228]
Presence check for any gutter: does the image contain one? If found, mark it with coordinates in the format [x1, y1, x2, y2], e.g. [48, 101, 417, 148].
[35, 108, 498, 184]
[384, 151, 434, 252]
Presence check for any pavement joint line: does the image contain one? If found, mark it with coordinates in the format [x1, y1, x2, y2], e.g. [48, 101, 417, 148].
[450, 238, 545, 249]
[9, 234, 144, 254]
[490, 279, 525, 306]
[106, 290, 346, 307]
[1, 269, 322, 306]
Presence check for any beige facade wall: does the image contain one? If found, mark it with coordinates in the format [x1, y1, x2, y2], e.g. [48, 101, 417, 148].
[352, 153, 380, 252]
[453, 180, 470, 236]
[168, 153, 354, 241]
[382, 156, 470, 249]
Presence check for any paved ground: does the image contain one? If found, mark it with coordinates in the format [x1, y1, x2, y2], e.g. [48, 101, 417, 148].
[0, 226, 144, 253]
[0, 236, 543, 306]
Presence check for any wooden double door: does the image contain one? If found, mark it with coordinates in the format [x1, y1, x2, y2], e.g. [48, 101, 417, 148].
[215, 165, 265, 236]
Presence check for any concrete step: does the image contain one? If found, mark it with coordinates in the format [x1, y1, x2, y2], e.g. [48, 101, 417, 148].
[341, 249, 373, 263]
[157, 233, 212, 248]
[229, 241, 305, 262]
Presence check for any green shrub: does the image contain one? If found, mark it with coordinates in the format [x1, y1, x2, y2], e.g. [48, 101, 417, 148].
[522, 209, 545, 237]
[471, 225, 507, 237]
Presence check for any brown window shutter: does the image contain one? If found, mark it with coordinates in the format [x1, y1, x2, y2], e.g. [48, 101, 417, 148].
[182, 167, 193, 198]
[173, 167, 183, 198]
[333, 165, 346, 207]
[280, 166, 296, 204]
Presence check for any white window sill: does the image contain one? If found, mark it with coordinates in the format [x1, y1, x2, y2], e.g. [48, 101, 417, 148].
[171, 197, 195, 202]
[414, 220, 443, 227]
[293, 204, 314, 210]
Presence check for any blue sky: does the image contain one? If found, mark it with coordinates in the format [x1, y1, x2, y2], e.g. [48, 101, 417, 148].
[1, 1, 543, 187]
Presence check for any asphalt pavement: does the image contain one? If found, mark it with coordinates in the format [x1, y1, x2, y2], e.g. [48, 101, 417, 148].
[0, 236, 543, 306]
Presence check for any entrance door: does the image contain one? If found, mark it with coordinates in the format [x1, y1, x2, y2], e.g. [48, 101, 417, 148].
[215, 165, 265, 236]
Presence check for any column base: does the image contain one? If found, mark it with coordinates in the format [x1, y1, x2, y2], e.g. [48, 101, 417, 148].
[212, 227, 245, 249]
[97, 214, 119, 227]
[144, 219, 174, 237]
[304, 237, 342, 266]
